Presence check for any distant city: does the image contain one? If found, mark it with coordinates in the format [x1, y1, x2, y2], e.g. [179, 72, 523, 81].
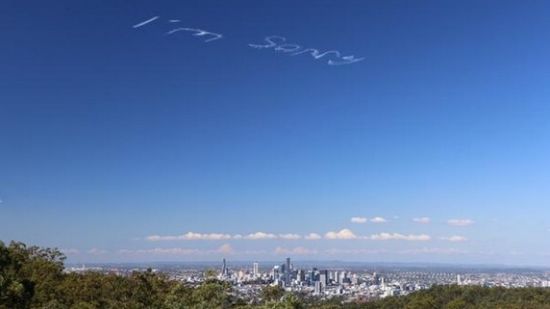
[66, 258, 550, 302]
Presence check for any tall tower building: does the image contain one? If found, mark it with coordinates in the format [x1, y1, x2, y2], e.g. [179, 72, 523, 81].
[340, 271, 346, 284]
[253, 262, 259, 278]
[272, 265, 280, 282]
[373, 272, 380, 285]
[320, 270, 328, 287]
[297, 269, 305, 282]
[314, 281, 322, 294]
[285, 257, 291, 286]
[222, 258, 228, 277]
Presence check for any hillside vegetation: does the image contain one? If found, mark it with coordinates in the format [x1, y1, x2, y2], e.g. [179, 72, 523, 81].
[1, 241, 549, 308]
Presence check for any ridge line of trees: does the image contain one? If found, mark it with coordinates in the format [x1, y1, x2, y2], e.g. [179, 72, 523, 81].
[2, 241, 550, 308]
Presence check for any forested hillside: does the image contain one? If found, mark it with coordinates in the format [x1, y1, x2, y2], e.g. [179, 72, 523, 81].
[1, 241, 549, 308]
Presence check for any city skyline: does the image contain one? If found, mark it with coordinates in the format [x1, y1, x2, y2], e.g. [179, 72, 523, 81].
[2, 0, 550, 266]
[63, 256, 550, 301]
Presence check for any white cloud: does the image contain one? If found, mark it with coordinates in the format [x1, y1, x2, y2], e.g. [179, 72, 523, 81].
[325, 248, 387, 255]
[441, 235, 468, 242]
[304, 233, 322, 240]
[119, 248, 201, 256]
[87, 248, 108, 256]
[413, 217, 431, 224]
[370, 217, 387, 223]
[145, 232, 322, 241]
[278, 233, 301, 240]
[447, 219, 474, 226]
[348, 216, 388, 223]
[119, 244, 234, 256]
[146, 232, 232, 241]
[325, 229, 357, 240]
[399, 248, 467, 255]
[61, 248, 80, 255]
[146, 235, 173, 241]
[350, 217, 367, 224]
[244, 232, 278, 240]
[369, 233, 431, 241]
[184, 232, 232, 240]
[217, 243, 234, 254]
[274, 247, 317, 255]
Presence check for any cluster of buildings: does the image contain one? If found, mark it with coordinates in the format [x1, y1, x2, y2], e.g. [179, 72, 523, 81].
[215, 257, 550, 301]
[218, 257, 430, 299]
[65, 258, 550, 302]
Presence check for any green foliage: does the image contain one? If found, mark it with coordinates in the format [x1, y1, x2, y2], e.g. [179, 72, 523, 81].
[2, 241, 550, 309]
[0, 241, 65, 309]
[204, 268, 218, 279]
[261, 285, 285, 302]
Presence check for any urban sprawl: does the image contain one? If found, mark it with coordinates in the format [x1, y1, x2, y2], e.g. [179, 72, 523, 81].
[67, 258, 550, 302]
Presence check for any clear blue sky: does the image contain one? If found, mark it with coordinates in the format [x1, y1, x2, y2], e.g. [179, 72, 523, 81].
[1, 0, 549, 265]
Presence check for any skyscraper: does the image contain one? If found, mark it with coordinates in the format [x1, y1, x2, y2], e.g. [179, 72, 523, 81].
[314, 281, 323, 295]
[297, 269, 305, 282]
[272, 265, 280, 282]
[253, 262, 259, 278]
[285, 257, 291, 286]
[320, 270, 328, 287]
[222, 258, 228, 277]
[340, 271, 346, 284]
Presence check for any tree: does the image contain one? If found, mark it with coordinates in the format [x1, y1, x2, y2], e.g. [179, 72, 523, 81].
[3, 241, 550, 309]
[261, 285, 285, 303]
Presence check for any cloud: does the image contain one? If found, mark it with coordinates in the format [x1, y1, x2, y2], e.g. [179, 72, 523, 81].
[217, 243, 234, 254]
[370, 217, 387, 223]
[369, 233, 431, 241]
[278, 233, 301, 240]
[87, 248, 108, 256]
[447, 219, 475, 226]
[244, 232, 278, 240]
[399, 248, 467, 255]
[349, 216, 388, 224]
[441, 235, 468, 242]
[325, 229, 357, 240]
[304, 233, 322, 240]
[119, 244, 234, 256]
[146, 232, 232, 241]
[413, 217, 431, 224]
[61, 248, 80, 255]
[119, 248, 201, 256]
[325, 248, 387, 255]
[274, 247, 317, 255]
[146, 235, 173, 241]
[350, 217, 367, 224]
[145, 231, 316, 241]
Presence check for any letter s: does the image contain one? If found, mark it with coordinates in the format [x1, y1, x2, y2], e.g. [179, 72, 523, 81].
[248, 35, 286, 49]
[328, 55, 365, 65]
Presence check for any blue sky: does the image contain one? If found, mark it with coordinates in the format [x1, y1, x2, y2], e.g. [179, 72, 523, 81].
[1, 0, 550, 265]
